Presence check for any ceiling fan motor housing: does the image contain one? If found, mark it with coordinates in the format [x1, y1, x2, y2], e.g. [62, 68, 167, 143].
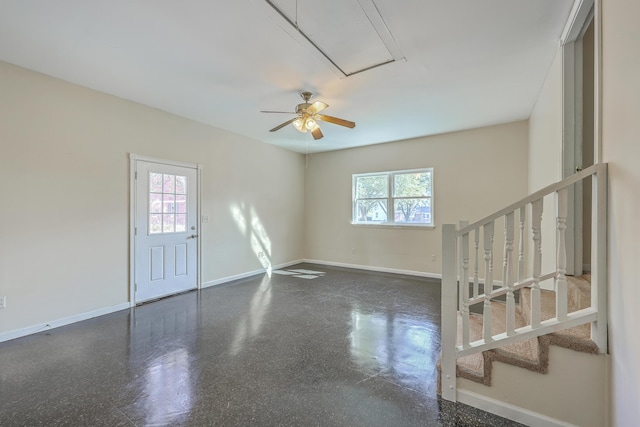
[295, 103, 313, 114]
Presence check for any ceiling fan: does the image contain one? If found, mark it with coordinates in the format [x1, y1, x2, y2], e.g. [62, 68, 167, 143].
[261, 92, 356, 140]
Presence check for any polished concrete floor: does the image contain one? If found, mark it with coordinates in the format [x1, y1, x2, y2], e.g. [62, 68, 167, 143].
[0, 263, 522, 426]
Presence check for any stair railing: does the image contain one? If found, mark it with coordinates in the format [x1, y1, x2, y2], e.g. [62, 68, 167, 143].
[440, 163, 607, 402]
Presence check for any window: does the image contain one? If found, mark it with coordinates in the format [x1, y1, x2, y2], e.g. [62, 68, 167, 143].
[352, 168, 433, 226]
[149, 172, 188, 234]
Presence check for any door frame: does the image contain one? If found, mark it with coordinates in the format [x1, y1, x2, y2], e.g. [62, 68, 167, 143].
[560, 0, 596, 276]
[129, 153, 202, 306]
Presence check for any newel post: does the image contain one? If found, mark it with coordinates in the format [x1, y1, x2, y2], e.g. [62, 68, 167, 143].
[441, 224, 458, 401]
[591, 163, 608, 353]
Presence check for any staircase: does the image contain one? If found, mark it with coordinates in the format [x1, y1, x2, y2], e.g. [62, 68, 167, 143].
[438, 164, 608, 426]
[454, 275, 597, 387]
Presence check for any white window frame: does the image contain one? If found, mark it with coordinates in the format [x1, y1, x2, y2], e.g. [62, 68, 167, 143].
[352, 168, 434, 227]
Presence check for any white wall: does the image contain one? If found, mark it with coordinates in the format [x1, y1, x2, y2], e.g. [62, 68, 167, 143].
[0, 61, 305, 335]
[601, 0, 640, 423]
[304, 121, 529, 275]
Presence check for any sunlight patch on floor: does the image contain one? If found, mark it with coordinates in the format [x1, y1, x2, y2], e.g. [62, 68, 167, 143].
[273, 268, 326, 279]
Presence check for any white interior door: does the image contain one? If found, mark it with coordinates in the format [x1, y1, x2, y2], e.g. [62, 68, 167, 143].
[134, 159, 199, 303]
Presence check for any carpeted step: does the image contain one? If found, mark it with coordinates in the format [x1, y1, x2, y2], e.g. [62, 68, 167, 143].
[519, 274, 598, 354]
[439, 274, 598, 390]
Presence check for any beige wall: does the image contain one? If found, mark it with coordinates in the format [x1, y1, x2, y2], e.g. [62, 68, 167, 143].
[528, 47, 563, 280]
[529, 48, 564, 192]
[0, 61, 305, 335]
[304, 121, 529, 275]
[601, 0, 640, 423]
[460, 346, 608, 427]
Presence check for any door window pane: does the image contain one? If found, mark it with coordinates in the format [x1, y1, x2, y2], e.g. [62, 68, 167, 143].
[149, 193, 162, 213]
[163, 194, 175, 213]
[163, 214, 175, 233]
[175, 176, 187, 194]
[176, 195, 187, 213]
[149, 214, 163, 234]
[163, 174, 175, 193]
[150, 173, 163, 192]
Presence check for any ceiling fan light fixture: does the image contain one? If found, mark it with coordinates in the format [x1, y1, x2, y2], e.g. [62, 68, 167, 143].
[293, 118, 303, 131]
[305, 118, 317, 130]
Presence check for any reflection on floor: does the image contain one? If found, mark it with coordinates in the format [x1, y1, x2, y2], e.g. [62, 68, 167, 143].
[0, 263, 523, 426]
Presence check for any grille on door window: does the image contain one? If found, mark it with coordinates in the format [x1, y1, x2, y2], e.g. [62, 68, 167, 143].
[149, 172, 187, 234]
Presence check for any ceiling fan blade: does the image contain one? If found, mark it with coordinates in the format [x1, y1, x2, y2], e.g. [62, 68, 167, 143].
[311, 127, 324, 140]
[261, 110, 296, 114]
[317, 114, 356, 129]
[269, 118, 296, 132]
[307, 101, 328, 115]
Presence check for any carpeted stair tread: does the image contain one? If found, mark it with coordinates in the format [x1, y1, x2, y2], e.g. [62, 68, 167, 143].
[522, 275, 591, 320]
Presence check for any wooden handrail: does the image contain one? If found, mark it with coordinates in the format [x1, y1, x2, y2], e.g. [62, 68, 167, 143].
[457, 163, 600, 236]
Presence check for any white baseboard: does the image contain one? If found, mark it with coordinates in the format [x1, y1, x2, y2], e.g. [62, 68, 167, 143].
[202, 259, 305, 288]
[303, 259, 442, 280]
[0, 302, 131, 344]
[458, 389, 577, 427]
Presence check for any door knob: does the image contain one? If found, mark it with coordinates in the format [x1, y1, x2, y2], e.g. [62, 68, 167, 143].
[189, 234, 198, 239]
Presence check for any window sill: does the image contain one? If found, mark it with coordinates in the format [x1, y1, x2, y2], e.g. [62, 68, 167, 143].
[351, 222, 436, 230]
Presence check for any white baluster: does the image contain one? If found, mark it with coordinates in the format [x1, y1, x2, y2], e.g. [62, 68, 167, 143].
[483, 221, 494, 343]
[531, 199, 543, 328]
[518, 206, 526, 284]
[460, 221, 470, 348]
[556, 188, 568, 321]
[504, 212, 516, 336]
[473, 228, 480, 298]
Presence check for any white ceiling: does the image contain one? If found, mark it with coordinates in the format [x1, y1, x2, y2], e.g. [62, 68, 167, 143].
[0, 0, 573, 153]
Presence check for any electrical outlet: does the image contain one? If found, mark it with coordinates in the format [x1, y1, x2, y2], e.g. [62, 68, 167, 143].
[432, 254, 437, 261]
[0, 296, 6, 309]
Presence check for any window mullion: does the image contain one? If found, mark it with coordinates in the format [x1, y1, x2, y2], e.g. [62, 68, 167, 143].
[388, 172, 394, 224]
